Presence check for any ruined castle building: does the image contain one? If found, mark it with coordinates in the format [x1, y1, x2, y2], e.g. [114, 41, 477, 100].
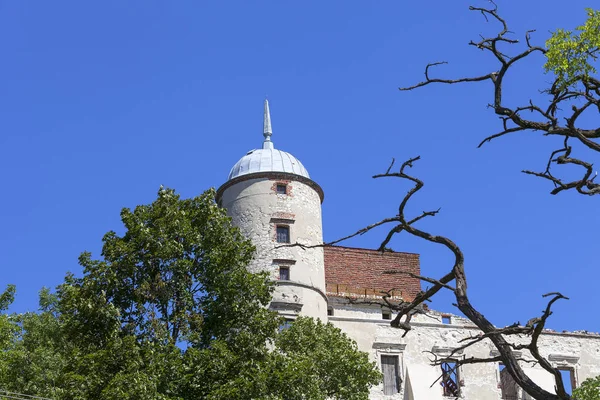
[217, 101, 600, 399]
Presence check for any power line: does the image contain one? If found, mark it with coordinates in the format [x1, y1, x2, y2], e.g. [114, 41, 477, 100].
[0, 389, 54, 400]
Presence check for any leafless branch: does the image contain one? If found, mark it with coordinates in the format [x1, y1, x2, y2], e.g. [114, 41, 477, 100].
[399, 4, 599, 196]
[368, 156, 570, 399]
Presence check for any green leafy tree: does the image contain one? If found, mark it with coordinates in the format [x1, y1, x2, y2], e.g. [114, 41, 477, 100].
[545, 9, 600, 88]
[0, 289, 68, 399]
[182, 317, 381, 400]
[0, 285, 18, 385]
[573, 376, 600, 400]
[63, 186, 273, 347]
[0, 188, 380, 400]
[273, 317, 381, 400]
[51, 187, 278, 399]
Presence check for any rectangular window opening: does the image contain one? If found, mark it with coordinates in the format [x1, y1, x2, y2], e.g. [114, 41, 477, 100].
[382, 310, 392, 320]
[558, 368, 574, 395]
[279, 266, 290, 281]
[276, 225, 290, 243]
[327, 307, 334, 316]
[498, 363, 519, 400]
[276, 184, 287, 194]
[381, 355, 401, 395]
[442, 315, 451, 324]
[441, 361, 460, 397]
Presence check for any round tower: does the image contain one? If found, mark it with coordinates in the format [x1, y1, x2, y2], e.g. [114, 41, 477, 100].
[216, 100, 328, 320]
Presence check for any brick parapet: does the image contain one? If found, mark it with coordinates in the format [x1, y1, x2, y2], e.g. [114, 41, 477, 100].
[323, 246, 421, 302]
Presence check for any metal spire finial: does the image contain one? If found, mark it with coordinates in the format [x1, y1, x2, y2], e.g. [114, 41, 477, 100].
[263, 99, 274, 149]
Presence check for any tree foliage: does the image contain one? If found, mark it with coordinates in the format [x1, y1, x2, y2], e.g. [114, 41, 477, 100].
[0, 187, 380, 400]
[545, 9, 600, 88]
[573, 376, 600, 400]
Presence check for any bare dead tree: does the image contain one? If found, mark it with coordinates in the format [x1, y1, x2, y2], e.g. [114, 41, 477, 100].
[283, 156, 576, 398]
[346, 156, 572, 400]
[286, 5, 597, 399]
[399, 3, 600, 196]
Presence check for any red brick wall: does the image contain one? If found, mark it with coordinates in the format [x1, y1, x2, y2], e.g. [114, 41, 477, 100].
[324, 246, 421, 301]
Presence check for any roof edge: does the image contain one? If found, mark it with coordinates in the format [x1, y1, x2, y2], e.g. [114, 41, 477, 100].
[324, 244, 420, 257]
[216, 171, 324, 204]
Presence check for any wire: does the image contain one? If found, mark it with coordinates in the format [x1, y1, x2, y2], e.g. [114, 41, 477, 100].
[0, 389, 54, 400]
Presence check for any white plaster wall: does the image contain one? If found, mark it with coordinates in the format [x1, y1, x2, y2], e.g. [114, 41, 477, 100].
[220, 177, 327, 320]
[330, 303, 600, 399]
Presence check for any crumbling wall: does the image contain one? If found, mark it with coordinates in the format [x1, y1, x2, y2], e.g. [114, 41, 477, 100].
[330, 303, 600, 399]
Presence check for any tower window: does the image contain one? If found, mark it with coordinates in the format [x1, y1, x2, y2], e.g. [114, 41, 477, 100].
[382, 310, 392, 320]
[442, 315, 451, 324]
[279, 266, 290, 281]
[327, 306, 334, 316]
[276, 226, 290, 243]
[276, 184, 287, 194]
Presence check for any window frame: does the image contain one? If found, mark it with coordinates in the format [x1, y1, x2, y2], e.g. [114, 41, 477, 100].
[382, 310, 392, 320]
[440, 360, 460, 397]
[557, 367, 576, 395]
[279, 265, 290, 281]
[276, 183, 287, 195]
[276, 225, 290, 243]
[498, 363, 519, 399]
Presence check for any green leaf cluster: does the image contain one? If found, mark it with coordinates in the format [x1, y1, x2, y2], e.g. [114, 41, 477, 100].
[0, 188, 380, 399]
[573, 376, 600, 400]
[545, 9, 600, 88]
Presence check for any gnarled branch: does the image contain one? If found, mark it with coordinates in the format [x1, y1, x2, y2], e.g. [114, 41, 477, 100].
[400, 4, 600, 196]
[370, 156, 570, 399]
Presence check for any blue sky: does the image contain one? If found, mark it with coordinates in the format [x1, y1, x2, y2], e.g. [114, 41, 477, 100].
[1, 0, 598, 333]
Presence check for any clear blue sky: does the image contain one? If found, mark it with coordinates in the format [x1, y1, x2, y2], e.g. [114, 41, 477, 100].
[1, 1, 597, 333]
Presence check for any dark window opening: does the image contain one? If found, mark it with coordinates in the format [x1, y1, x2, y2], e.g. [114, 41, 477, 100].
[441, 361, 460, 397]
[381, 355, 401, 395]
[559, 368, 575, 395]
[499, 363, 518, 400]
[382, 310, 392, 320]
[276, 184, 287, 194]
[442, 315, 451, 324]
[276, 226, 290, 243]
[327, 307, 334, 316]
[279, 266, 290, 281]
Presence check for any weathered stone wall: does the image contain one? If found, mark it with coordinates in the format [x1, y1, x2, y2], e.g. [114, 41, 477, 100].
[220, 176, 327, 320]
[330, 302, 600, 399]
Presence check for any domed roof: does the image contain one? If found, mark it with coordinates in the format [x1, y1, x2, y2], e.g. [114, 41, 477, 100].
[228, 148, 310, 180]
[226, 99, 310, 181]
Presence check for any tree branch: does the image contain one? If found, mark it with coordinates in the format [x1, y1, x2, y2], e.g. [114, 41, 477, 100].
[368, 156, 571, 399]
[399, 4, 599, 196]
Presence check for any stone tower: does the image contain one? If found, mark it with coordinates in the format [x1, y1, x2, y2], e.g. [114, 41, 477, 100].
[216, 100, 328, 320]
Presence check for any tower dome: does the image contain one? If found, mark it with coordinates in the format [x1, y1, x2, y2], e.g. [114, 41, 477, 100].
[228, 148, 310, 180]
[226, 99, 310, 181]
